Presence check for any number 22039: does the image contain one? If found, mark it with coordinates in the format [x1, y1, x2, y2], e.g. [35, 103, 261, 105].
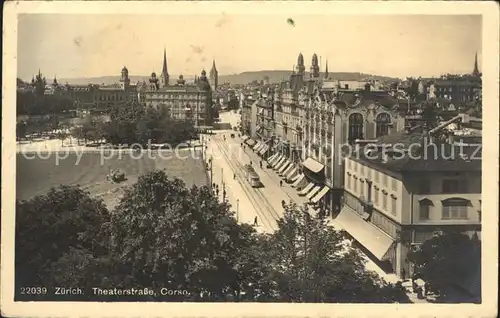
[20, 287, 48, 295]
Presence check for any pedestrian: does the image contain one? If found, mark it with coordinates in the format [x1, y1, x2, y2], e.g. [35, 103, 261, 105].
[250, 160, 252, 166]
[424, 282, 430, 296]
[279, 180, 283, 187]
[233, 173, 236, 180]
[259, 160, 262, 168]
[401, 268, 406, 281]
[253, 216, 258, 226]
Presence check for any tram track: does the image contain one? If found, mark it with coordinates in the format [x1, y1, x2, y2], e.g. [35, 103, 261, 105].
[213, 137, 279, 232]
[216, 138, 283, 222]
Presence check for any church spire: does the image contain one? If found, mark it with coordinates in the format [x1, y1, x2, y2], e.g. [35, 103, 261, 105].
[325, 60, 329, 79]
[160, 47, 169, 87]
[472, 52, 480, 76]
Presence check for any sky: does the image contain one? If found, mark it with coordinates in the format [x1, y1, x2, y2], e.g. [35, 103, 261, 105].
[17, 14, 482, 81]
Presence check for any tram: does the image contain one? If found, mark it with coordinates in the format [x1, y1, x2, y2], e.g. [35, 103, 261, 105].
[244, 164, 261, 188]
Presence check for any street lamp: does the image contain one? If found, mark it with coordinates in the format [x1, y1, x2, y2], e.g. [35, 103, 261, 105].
[236, 199, 240, 222]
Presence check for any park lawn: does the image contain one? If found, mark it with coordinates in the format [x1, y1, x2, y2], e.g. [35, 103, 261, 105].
[16, 149, 209, 209]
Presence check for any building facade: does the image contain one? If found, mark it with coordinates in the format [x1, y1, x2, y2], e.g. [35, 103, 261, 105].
[252, 53, 405, 214]
[139, 51, 214, 127]
[341, 135, 481, 277]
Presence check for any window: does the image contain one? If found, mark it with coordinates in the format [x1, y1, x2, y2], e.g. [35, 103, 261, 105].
[360, 180, 365, 197]
[348, 113, 364, 144]
[383, 174, 388, 187]
[375, 171, 380, 183]
[376, 113, 391, 137]
[419, 199, 432, 220]
[374, 188, 379, 205]
[361, 164, 365, 176]
[347, 175, 351, 189]
[442, 198, 469, 219]
[391, 196, 397, 216]
[442, 179, 460, 193]
[382, 193, 387, 210]
[367, 182, 372, 202]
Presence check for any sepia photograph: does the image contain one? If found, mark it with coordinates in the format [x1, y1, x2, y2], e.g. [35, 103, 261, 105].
[2, 1, 498, 317]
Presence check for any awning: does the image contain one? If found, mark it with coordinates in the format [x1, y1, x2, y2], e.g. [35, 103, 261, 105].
[241, 135, 249, 141]
[298, 182, 315, 196]
[306, 185, 321, 200]
[267, 153, 278, 163]
[246, 139, 256, 147]
[274, 156, 288, 171]
[273, 157, 286, 169]
[269, 154, 282, 165]
[335, 206, 395, 261]
[290, 172, 301, 183]
[259, 145, 269, 155]
[302, 157, 325, 173]
[256, 143, 265, 152]
[292, 174, 306, 188]
[253, 141, 262, 150]
[278, 161, 291, 174]
[310, 186, 330, 204]
[282, 164, 294, 177]
[271, 154, 284, 166]
[285, 167, 298, 181]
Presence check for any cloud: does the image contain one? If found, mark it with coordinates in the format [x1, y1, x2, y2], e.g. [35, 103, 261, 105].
[190, 45, 204, 54]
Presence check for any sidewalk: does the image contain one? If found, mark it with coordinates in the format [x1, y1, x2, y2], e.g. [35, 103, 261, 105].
[205, 134, 273, 233]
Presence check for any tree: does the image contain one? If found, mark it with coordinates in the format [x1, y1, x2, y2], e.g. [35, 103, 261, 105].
[407, 232, 481, 302]
[16, 121, 27, 140]
[108, 170, 262, 301]
[261, 203, 410, 303]
[15, 186, 111, 300]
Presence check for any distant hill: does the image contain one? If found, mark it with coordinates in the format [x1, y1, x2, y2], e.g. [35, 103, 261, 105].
[57, 71, 400, 86]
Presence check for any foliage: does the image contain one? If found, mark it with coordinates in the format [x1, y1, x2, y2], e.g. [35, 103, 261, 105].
[16, 172, 409, 303]
[99, 102, 197, 146]
[108, 170, 261, 300]
[261, 204, 409, 303]
[407, 232, 481, 301]
[15, 186, 111, 300]
[17, 91, 74, 116]
[16, 121, 27, 139]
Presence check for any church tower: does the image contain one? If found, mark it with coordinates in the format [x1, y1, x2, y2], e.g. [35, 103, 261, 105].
[324, 60, 329, 79]
[209, 59, 219, 90]
[310, 54, 320, 79]
[161, 48, 170, 87]
[296, 53, 305, 76]
[120, 66, 130, 90]
[472, 52, 480, 77]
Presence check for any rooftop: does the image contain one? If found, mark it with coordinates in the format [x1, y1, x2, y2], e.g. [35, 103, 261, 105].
[351, 134, 482, 173]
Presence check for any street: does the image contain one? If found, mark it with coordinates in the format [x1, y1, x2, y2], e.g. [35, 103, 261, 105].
[205, 111, 404, 286]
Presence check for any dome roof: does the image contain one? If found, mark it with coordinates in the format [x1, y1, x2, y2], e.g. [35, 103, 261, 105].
[179, 75, 184, 80]
[151, 72, 157, 77]
[297, 53, 304, 65]
[122, 66, 128, 72]
[201, 69, 207, 76]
